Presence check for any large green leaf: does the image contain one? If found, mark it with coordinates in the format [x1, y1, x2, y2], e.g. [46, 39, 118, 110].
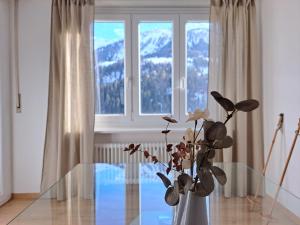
[162, 116, 178, 123]
[211, 91, 235, 111]
[207, 149, 216, 159]
[210, 166, 227, 185]
[196, 151, 205, 168]
[235, 99, 259, 112]
[213, 136, 233, 149]
[211, 91, 223, 99]
[196, 168, 214, 195]
[195, 168, 215, 197]
[156, 172, 171, 188]
[217, 97, 235, 111]
[178, 173, 193, 194]
[165, 186, 180, 206]
[203, 120, 215, 133]
[205, 122, 227, 141]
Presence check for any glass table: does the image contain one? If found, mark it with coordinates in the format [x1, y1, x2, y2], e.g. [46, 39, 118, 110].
[8, 163, 300, 225]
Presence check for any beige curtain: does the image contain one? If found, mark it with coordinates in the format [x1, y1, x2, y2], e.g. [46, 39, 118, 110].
[208, 0, 264, 196]
[41, 0, 95, 193]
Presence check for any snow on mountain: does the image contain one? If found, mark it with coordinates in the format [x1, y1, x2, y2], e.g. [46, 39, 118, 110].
[95, 27, 209, 67]
[187, 28, 209, 48]
[95, 40, 124, 67]
[140, 29, 172, 57]
[143, 57, 172, 64]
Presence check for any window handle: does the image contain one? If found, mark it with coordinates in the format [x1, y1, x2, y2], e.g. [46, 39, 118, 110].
[180, 77, 185, 90]
[126, 75, 132, 86]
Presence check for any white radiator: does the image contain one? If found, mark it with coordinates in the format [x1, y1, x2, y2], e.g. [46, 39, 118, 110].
[94, 142, 171, 163]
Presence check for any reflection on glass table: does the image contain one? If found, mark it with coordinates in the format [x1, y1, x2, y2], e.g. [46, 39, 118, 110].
[8, 163, 300, 225]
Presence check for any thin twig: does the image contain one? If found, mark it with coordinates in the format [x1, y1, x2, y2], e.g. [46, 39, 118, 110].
[164, 122, 170, 146]
[137, 149, 178, 173]
[195, 122, 204, 140]
[193, 176, 199, 191]
[224, 110, 236, 125]
[164, 122, 173, 169]
[190, 120, 198, 178]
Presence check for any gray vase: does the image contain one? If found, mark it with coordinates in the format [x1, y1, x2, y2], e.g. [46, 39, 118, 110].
[173, 191, 210, 225]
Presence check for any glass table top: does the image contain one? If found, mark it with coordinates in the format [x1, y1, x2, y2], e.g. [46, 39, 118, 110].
[8, 163, 300, 225]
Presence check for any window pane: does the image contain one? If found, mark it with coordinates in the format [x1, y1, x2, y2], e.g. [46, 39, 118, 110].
[139, 22, 173, 114]
[94, 22, 125, 114]
[186, 22, 209, 113]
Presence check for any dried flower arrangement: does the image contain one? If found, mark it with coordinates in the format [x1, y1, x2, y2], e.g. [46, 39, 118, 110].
[124, 91, 259, 206]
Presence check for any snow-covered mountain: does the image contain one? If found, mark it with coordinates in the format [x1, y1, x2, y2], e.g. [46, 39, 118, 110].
[94, 28, 209, 114]
[140, 29, 172, 57]
[186, 28, 209, 57]
[95, 28, 209, 66]
[95, 40, 124, 63]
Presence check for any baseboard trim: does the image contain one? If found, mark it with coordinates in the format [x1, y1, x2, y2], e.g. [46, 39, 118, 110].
[0, 194, 12, 206]
[12, 193, 40, 200]
[265, 195, 300, 225]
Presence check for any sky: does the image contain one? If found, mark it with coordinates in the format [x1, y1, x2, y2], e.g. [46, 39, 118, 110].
[139, 22, 172, 33]
[94, 22, 173, 49]
[94, 22, 124, 49]
[186, 22, 209, 30]
[94, 21, 209, 49]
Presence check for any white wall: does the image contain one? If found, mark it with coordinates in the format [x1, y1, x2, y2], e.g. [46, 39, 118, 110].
[261, 0, 300, 216]
[0, 0, 12, 204]
[12, 0, 51, 193]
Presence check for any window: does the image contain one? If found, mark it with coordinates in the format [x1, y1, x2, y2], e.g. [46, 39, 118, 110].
[138, 22, 173, 115]
[94, 22, 125, 115]
[94, 10, 209, 129]
[185, 22, 209, 113]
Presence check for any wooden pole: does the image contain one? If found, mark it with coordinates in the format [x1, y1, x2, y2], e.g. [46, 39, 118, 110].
[250, 114, 284, 210]
[263, 114, 284, 176]
[268, 118, 300, 216]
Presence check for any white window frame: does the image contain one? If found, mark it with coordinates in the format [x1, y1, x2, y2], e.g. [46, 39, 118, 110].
[179, 14, 211, 122]
[94, 14, 132, 128]
[132, 14, 180, 123]
[94, 8, 209, 131]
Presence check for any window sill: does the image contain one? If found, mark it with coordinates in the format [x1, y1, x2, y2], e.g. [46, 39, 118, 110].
[94, 127, 187, 134]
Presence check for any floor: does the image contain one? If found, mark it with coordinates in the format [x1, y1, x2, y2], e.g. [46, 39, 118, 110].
[1, 194, 300, 225]
[0, 199, 33, 225]
[1, 166, 299, 225]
